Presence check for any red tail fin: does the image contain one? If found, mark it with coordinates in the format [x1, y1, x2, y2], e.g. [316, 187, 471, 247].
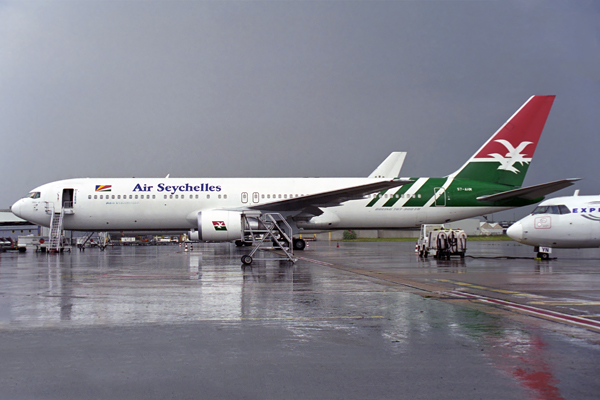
[451, 95, 555, 187]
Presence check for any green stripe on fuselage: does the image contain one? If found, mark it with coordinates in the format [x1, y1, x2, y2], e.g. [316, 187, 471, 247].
[366, 174, 542, 209]
[366, 190, 388, 207]
[381, 184, 413, 207]
[402, 178, 447, 207]
[445, 179, 541, 208]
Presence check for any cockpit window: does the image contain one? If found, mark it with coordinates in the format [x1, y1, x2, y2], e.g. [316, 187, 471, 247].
[27, 192, 41, 199]
[531, 206, 548, 214]
[531, 204, 570, 215]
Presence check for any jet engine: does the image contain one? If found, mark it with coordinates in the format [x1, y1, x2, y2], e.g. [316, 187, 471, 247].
[188, 210, 244, 242]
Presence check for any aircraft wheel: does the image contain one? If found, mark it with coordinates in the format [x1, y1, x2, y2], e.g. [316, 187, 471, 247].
[537, 252, 550, 260]
[241, 255, 253, 265]
[235, 240, 243, 247]
[293, 238, 306, 251]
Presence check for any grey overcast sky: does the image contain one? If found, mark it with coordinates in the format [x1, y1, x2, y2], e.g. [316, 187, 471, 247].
[1, 1, 599, 220]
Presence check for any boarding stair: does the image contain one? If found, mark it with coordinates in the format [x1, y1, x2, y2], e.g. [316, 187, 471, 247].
[48, 208, 65, 253]
[77, 232, 110, 251]
[240, 212, 296, 264]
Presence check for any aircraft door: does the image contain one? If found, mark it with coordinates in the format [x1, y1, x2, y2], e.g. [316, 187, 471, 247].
[434, 187, 446, 207]
[241, 192, 248, 204]
[252, 192, 259, 204]
[62, 188, 74, 209]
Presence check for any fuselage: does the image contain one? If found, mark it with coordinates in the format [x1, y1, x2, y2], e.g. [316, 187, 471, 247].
[507, 195, 600, 248]
[11, 176, 527, 233]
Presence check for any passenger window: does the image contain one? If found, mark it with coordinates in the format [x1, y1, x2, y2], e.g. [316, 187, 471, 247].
[135, 195, 138, 199]
[100, 195, 103, 199]
[153, 195, 156, 199]
[88, 195, 91, 199]
[117, 195, 121, 199]
[224, 194, 227, 199]
[129, 195, 133, 199]
[112, 195, 115, 199]
[207, 195, 210, 199]
[94, 195, 97, 199]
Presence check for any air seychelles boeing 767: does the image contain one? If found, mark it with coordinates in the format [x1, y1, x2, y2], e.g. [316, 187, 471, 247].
[11, 95, 577, 251]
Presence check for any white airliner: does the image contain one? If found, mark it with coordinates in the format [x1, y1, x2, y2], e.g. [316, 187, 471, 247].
[507, 191, 600, 259]
[11, 95, 577, 258]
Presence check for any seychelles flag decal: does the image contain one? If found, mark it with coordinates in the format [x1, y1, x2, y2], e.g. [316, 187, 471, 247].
[212, 221, 227, 231]
[95, 185, 112, 192]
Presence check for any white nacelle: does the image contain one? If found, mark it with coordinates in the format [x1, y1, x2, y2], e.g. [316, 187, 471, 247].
[189, 210, 243, 242]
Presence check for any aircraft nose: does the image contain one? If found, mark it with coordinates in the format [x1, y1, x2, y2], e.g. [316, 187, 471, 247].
[506, 222, 523, 241]
[11, 200, 22, 218]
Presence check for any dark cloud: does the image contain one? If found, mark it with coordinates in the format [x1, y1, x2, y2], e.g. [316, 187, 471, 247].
[2, 1, 599, 220]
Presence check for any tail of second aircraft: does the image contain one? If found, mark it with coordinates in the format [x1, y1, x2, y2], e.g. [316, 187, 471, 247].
[449, 95, 555, 188]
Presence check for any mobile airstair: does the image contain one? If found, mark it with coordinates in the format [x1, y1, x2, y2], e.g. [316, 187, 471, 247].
[240, 212, 296, 265]
[46, 200, 75, 253]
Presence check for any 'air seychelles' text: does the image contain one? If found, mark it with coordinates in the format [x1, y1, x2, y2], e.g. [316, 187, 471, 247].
[133, 183, 222, 195]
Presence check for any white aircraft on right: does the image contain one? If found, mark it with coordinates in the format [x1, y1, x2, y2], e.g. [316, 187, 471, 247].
[507, 190, 600, 259]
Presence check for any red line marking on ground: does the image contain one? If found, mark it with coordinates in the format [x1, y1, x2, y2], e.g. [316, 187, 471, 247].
[449, 291, 600, 331]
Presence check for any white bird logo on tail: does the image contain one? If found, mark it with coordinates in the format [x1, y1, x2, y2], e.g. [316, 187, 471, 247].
[488, 140, 533, 174]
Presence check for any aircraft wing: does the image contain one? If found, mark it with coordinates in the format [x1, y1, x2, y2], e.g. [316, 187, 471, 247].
[476, 178, 581, 202]
[247, 179, 413, 212]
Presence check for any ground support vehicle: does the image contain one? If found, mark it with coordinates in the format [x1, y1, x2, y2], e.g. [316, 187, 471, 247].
[417, 224, 467, 259]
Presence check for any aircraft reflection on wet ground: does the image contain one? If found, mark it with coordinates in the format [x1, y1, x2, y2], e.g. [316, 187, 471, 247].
[0, 241, 598, 399]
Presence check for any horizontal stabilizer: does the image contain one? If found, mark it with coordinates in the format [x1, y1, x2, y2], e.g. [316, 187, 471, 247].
[368, 152, 407, 178]
[249, 179, 414, 212]
[476, 178, 581, 202]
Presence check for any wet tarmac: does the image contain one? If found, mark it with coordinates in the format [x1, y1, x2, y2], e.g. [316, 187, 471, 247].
[0, 241, 598, 399]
